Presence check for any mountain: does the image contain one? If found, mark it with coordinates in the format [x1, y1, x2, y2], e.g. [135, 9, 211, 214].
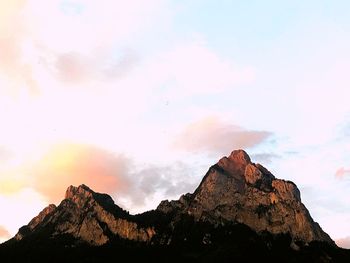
[14, 184, 155, 246]
[158, 150, 332, 244]
[1, 149, 349, 262]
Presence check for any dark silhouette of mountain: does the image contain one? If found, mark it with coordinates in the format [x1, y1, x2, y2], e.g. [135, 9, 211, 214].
[1, 150, 349, 262]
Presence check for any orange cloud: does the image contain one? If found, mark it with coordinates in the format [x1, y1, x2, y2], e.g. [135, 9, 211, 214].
[335, 167, 350, 179]
[174, 117, 271, 155]
[0, 225, 10, 240]
[30, 143, 130, 203]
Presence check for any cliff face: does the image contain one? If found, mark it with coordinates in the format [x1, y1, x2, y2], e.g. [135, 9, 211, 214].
[157, 150, 333, 244]
[13, 150, 332, 247]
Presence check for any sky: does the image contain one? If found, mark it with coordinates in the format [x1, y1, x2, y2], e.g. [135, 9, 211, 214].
[0, 0, 350, 248]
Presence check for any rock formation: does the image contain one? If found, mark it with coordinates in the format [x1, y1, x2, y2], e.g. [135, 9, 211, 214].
[158, 150, 333, 244]
[15, 184, 155, 245]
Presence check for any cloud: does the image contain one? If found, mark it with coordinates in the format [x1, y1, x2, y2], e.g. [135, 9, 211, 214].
[0, 147, 12, 163]
[0, 225, 10, 241]
[0, 188, 47, 238]
[0, 174, 25, 195]
[26, 0, 168, 53]
[0, 0, 38, 94]
[0, 1, 256, 163]
[117, 162, 199, 212]
[103, 49, 139, 80]
[335, 167, 350, 179]
[33, 144, 199, 212]
[53, 49, 138, 84]
[27, 143, 131, 203]
[336, 236, 350, 249]
[0, 142, 197, 212]
[54, 52, 91, 84]
[140, 42, 255, 100]
[251, 153, 281, 164]
[0, 0, 169, 95]
[46, 0, 169, 88]
[174, 117, 272, 156]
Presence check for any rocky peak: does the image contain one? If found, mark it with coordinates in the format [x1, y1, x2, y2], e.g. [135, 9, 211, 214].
[64, 184, 115, 210]
[217, 149, 251, 178]
[159, 149, 333, 245]
[228, 149, 251, 164]
[65, 184, 93, 199]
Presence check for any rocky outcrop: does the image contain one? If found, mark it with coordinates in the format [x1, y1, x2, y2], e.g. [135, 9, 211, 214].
[157, 150, 333, 245]
[15, 184, 155, 245]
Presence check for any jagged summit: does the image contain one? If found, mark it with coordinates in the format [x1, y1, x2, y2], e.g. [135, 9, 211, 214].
[66, 184, 92, 195]
[64, 184, 117, 211]
[65, 184, 93, 199]
[228, 149, 251, 164]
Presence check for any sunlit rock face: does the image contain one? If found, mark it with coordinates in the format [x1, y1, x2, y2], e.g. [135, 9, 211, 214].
[158, 149, 333, 245]
[15, 184, 155, 245]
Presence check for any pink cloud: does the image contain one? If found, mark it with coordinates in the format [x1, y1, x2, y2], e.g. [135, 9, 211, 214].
[174, 117, 271, 155]
[336, 236, 350, 249]
[335, 167, 350, 179]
